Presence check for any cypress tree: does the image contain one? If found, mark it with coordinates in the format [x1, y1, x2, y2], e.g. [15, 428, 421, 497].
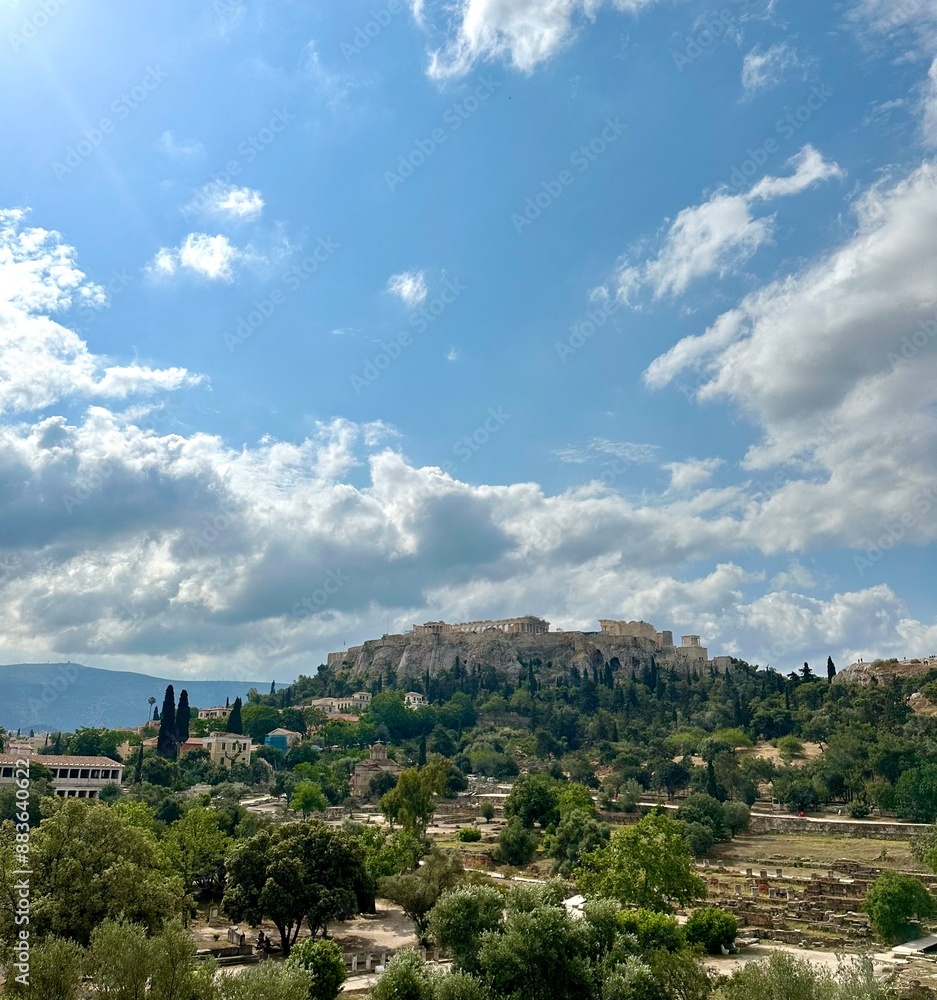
[418, 734, 427, 767]
[134, 743, 143, 784]
[827, 656, 836, 681]
[226, 697, 243, 734]
[157, 685, 176, 758]
[175, 689, 190, 747]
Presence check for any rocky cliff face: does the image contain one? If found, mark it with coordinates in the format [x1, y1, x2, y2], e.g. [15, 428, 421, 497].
[329, 631, 702, 684]
[834, 657, 937, 686]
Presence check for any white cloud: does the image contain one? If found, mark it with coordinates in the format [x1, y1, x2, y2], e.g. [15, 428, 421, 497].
[741, 42, 803, 96]
[2, 202, 936, 679]
[445, 346, 459, 361]
[149, 234, 252, 282]
[387, 270, 428, 306]
[555, 438, 660, 465]
[304, 40, 352, 107]
[0, 212, 201, 415]
[664, 457, 724, 491]
[420, 0, 661, 80]
[158, 131, 205, 159]
[645, 160, 937, 553]
[183, 182, 264, 222]
[612, 146, 843, 305]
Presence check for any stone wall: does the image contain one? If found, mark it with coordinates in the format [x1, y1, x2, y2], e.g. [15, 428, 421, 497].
[747, 812, 930, 840]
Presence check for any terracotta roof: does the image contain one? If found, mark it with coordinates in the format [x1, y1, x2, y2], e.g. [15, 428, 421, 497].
[0, 755, 124, 768]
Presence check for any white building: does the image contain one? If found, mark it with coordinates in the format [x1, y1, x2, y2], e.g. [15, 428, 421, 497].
[0, 755, 124, 799]
[200, 732, 253, 769]
[404, 691, 427, 709]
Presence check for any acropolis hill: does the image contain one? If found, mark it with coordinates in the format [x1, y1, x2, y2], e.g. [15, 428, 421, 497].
[327, 616, 734, 684]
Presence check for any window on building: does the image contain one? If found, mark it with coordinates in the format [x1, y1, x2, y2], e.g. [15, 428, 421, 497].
[0, 767, 12, 778]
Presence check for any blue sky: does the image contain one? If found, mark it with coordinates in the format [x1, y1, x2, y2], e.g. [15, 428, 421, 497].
[1, 0, 936, 680]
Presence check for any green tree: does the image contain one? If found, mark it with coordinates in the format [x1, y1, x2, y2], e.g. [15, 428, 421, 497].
[161, 806, 231, 896]
[84, 918, 152, 1000]
[677, 793, 727, 840]
[722, 801, 751, 837]
[895, 764, 937, 822]
[287, 937, 347, 1000]
[685, 906, 738, 954]
[18, 799, 184, 945]
[479, 800, 495, 823]
[864, 871, 936, 943]
[576, 811, 705, 912]
[371, 950, 435, 1000]
[240, 704, 281, 742]
[291, 780, 328, 818]
[549, 808, 609, 876]
[157, 685, 177, 759]
[493, 816, 538, 867]
[380, 767, 440, 839]
[427, 884, 504, 974]
[504, 773, 560, 828]
[175, 689, 191, 747]
[217, 962, 313, 1000]
[2, 936, 83, 1000]
[378, 848, 462, 940]
[223, 820, 368, 955]
[226, 697, 243, 735]
[715, 952, 889, 1000]
[476, 903, 593, 1000]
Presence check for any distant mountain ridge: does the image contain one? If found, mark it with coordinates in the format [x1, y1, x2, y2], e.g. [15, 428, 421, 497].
[0, 663, 267, 732]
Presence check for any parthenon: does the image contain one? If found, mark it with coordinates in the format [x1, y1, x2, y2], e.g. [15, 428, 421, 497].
[412, 615, 550, 636]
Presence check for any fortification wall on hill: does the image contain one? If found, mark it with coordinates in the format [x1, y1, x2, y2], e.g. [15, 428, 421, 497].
[327, 629, 714, 683]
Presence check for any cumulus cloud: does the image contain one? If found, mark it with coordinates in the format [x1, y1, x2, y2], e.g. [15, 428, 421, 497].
[612, 146, 843, 305]
[1, 203, 935, 679]
[418, 0, 661, 80]
[664, 457, 724, 491]
[149, 233, 254, 282]
[0, 212, 200, 414]
[183, 182, 264, 222]
[645, 160, 937, 553]
[741, 42, 803, 96]
[387, 269, 428, 306]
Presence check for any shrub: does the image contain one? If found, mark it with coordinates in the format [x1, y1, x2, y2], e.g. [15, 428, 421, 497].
[618, 909, 684, 952]
[684, 906, 738, 954]
[458, 827, 482, 842]
[286, 937, 346, 1000]
[493, 817, 537, 867]
[847, 800, 870, 819]
[479, 801, 495, 823]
